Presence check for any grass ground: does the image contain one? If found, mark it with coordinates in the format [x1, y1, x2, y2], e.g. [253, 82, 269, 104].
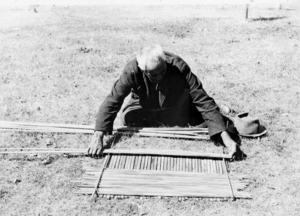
[0, 4, 299, 216]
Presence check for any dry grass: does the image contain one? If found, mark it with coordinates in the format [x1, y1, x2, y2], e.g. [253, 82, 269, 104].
[0, 4, 299, 216]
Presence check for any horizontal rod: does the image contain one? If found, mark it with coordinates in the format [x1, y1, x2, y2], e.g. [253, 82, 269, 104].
[117, 126, 208, 132]
[0, 148, 230, 159]
[103, 149, 231, 159]
[117, 131, 209, 140]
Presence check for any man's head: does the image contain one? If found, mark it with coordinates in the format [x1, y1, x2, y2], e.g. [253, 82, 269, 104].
[136, 44, 167, 83]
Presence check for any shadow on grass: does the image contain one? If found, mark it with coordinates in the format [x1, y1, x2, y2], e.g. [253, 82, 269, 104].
[251, 16, 287, 22]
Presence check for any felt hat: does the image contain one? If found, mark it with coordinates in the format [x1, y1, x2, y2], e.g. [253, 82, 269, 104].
[233, 112, 267, 138]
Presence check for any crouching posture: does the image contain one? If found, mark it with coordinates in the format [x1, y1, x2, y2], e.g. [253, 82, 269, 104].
[88, 45, 237, 158]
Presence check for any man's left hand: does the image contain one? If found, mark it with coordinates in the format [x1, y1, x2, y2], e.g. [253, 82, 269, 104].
[220, 131, 237, 159]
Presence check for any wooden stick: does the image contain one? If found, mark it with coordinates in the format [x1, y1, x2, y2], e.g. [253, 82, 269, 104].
[117, 126, 208, 132]
[117, 131, 208, 140]
[223, 158, 235, 201]
[0, 128, 94, 134]
[0, 149, 86, 154]
[0, 120, 94, 129]
[91, 154, 111, 200]
[103, 149, 231, 159]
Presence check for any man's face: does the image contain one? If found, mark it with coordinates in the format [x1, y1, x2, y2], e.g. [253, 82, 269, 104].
[143, 62, 167, 83]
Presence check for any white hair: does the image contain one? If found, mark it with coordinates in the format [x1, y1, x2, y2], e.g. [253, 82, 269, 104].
[136, 44, 166, 70]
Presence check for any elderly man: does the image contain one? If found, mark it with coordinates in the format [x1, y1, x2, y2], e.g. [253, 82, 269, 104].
[88, 45, 237, 158]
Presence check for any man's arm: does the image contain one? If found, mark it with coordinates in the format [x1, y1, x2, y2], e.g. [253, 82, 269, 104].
[170, 55, 226, 137]
[88, 61, 137, 158]
[170, 54, 238, 158]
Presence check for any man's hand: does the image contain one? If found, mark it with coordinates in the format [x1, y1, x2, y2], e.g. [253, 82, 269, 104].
[220, 130, 237, 159]
[87, 131, 104, 158]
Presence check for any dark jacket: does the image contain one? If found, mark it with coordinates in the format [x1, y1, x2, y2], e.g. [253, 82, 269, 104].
[95, 51, 226, 138]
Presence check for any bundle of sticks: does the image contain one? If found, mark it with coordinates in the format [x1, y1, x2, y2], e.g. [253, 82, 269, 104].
[0, 121, 209, 140]
[75, 149, 251, 200]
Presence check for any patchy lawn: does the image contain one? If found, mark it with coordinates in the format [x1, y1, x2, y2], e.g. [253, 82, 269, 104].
[0, 4, 299, 216]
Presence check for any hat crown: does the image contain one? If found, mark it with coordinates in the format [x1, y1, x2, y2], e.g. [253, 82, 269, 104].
[234, 116, 260, 135]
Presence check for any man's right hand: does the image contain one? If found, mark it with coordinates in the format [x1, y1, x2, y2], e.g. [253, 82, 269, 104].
[87, 131, 104, 158]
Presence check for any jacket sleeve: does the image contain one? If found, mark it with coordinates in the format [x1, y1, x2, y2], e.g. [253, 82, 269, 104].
[94, 62, 136, 134]
[173, 56, 226, 138]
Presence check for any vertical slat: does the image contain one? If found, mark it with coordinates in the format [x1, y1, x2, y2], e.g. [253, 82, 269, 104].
[148, 156, 152, 170]
[108, 155, 115, 169]
[141, 155, 145, 170]
[160, 156, 164, 171]
[157, 156, 161, 171]
[146, 155, 151, 170]
[115, 154, 121, 169]
[209, 158, 213, 173]
[214, 159, 218, 173]
[166, 156, 170, 171]
[185, 157, 188, 172]
[219, 159, 224, 174]
[126, 155, 130, 169]
[137, 155, 142, 169]
[153, 156, 157, 170]
[176, 157, 180, 171]
[124, 155, 128, 169]
[155, 156, 159, 170]
[198, 158, 202, 173]
[147, 155, 151, 170]
[173, 157, 177, 171]
[216, 159, 220, 173]
[150, 156, 154, 170]
[171, 156, 174, 171]
[143, 155, 147, 170]
[194, 158, 198, 172]
[119, 155, 124, 169]
[193, 158, 196, 172]
[145, 155, 149, 170]
[154, 156, 157, 170]
[123, 155, 128, 169]
[146, 155, 150, 170]
[131, 155, 135, 169]
[203, 158, 207, 173]
[208, 159, 212, 174]
[135, 155, 141, 169]
[211, 159, 216, 173]
[214, 159, 219, 173]
[164, 156, 167, 171]
[133, 155, 139, 169]
[178, 157, 182, 171]
[172, 156, 175, 171]
[188, 158, 192, 172]
[127, 155, 131, 169]
[160, 156, 163, 170]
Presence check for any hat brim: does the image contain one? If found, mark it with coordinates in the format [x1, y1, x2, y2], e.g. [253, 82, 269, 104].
[239, 125, 267, 138]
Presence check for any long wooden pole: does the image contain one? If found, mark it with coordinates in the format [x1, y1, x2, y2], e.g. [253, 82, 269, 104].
[223, 158, 235, 201]
[103, 149, 231, 159]
[91, 154, 111, 201]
